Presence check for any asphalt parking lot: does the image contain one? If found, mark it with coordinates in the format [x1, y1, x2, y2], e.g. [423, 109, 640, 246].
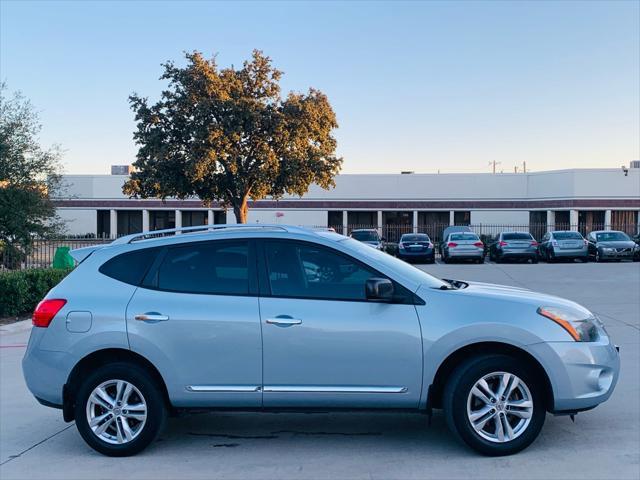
[1, 262, 638, 480]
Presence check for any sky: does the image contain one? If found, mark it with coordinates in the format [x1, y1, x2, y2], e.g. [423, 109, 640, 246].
[1, 0, 639, 175]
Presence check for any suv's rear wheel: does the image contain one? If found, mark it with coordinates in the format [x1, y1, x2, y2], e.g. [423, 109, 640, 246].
[443, 354, 545, 456]
[74, 363, 167, 456]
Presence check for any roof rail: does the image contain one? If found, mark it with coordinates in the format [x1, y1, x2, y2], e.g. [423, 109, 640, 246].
[111, 224, 290, 245]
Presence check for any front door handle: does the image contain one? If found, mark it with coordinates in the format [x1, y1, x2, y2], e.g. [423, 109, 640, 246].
[134, 312, 169, 322]
[265, 315, 302, 327]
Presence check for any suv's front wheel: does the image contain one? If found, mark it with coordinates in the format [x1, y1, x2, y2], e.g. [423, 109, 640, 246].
[74, 362, 167, 456]
[444, 354, 545, 456]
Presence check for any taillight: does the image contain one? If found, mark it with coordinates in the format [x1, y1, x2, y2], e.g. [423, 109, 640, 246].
[447, 242, 458, 247]
[474, 241, 484, 248]
[530, 241, 539, 247]
[32, 299, 67, 328]
[551, 240, 558, 247]
[583, 239, 588, 246]
[499, 241, 508, 246]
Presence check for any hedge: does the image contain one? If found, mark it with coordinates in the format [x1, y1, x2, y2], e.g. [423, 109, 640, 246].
[0, 268, 72, 318]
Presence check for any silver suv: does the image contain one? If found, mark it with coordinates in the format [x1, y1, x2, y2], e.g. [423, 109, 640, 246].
[23, 225, 619, 457]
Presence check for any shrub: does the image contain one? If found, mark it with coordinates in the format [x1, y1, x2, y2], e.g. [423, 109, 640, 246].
[0, 268, 72, 318]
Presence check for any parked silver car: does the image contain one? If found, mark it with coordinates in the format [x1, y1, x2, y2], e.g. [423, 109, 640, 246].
[586, 230, 639, 262]
[441, 231, 485, 263]
[538, 231, 588, 262]
[23, 225, 619, 457]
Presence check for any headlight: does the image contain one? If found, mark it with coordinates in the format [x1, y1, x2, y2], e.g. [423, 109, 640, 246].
[537, 306, 600, 342]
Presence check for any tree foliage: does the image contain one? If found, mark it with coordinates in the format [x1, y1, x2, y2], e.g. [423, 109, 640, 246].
[124, 50, 342, 223]
[0, 83, 63, 268]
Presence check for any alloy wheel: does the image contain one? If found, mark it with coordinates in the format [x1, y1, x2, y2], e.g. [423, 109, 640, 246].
[86, 379, 148, 445]
[466, 372, 533, 443]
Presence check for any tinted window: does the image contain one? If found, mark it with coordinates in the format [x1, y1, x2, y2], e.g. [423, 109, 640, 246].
[401, 234, 430, 242]
[351, 231, 379, 241]
[99, 248, 159, 286]
[265, 241, 377, 301]
[595, 232, 630, 242]
[450, 233, 479, 241]
[553, 232, 583, 240]
[502, 233, 533, 241]
[157, 241, 249, 295]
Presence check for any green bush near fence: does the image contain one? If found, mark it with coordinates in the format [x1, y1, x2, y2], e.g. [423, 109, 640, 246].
[0, 268, 72, 318]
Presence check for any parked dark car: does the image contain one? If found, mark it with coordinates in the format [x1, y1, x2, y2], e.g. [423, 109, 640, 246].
[586, 230, 640, 262]
[397, 233, 435, 263]
[633, 234, 640, 261]
[489, 232, 539, 263]
[538, 231, 588, 262]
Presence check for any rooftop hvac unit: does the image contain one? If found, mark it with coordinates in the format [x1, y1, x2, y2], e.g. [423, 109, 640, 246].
[111, 165, 131, 175]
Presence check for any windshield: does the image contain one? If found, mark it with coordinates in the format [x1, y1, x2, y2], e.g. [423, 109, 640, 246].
[502, 233, 533, 241]
[341, 238, 448, 289]
[596, 232, 630, 242]
[553, 232, 583, 240]
[351, 231, 379, 242]
[401, 234, 430, 242]
[450, 233, 479, 241]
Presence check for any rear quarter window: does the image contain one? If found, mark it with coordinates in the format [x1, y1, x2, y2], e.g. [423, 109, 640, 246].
[99, 248, 160, 286]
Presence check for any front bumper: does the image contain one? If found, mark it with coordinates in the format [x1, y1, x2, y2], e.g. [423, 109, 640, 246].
[528, 337, 620, 412]
[600, 249, 635, 259]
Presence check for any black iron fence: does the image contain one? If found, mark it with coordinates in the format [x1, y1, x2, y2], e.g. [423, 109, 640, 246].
[2, 223, 638, 270]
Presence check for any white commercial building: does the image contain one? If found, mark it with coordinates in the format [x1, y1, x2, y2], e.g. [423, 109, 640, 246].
[54, 167, 640, 241]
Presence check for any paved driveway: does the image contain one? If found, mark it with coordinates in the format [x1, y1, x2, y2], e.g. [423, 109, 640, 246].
[1, 262, 638, 479]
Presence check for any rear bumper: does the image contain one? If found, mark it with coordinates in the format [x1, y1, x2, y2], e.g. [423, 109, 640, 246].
[528, 338, 620, 412]
[498, 250, 537, 258]
[448, 250, 483, 258]
[398, 250, 434, 259]
[553, 248, 588, 258]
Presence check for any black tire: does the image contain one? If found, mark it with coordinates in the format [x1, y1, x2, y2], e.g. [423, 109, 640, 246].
[427, 256, 436, 264]
[443, 256, 450, 264]
[443, 354, 546, 456]
[74, 362, 167, 457]
[477, 257, 484, 264]
[595, 250, 602, 263]
[531, 256, 538, 264]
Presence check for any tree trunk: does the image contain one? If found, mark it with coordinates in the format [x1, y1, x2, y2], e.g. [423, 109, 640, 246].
[232, 196, 249, 224]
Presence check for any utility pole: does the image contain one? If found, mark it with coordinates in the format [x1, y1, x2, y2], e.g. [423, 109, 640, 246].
[488, 160, 502, 174]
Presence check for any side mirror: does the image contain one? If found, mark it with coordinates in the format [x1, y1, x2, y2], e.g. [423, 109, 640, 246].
[365, 277, 394, 301]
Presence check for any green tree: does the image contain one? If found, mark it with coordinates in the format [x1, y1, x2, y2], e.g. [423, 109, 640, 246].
[124, 50, 342, 223]
[0, 83, 63, 269]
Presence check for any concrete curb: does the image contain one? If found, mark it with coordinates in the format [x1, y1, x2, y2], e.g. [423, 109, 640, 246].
[0, 319, 32, 335]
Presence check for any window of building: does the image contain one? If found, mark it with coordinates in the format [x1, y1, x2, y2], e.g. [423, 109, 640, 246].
[97, 210, 111, 238]
[181, 211, 207, 227]
[117, 211, 142, 236]
[150, 211, 175, 231]
[453, 211, 470, 226]
[157, 241, 250, 295]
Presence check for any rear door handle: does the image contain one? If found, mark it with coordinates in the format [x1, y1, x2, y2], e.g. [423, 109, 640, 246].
[134, 312, 169, 322]
[266, 315, 302, 326]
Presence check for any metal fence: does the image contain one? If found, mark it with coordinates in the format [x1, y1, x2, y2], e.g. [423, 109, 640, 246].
[2, 223, 638, 269]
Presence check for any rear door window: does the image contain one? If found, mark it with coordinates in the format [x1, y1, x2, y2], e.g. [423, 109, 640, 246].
[156, 241, 251, 295]
[99, 248, 160, 286]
